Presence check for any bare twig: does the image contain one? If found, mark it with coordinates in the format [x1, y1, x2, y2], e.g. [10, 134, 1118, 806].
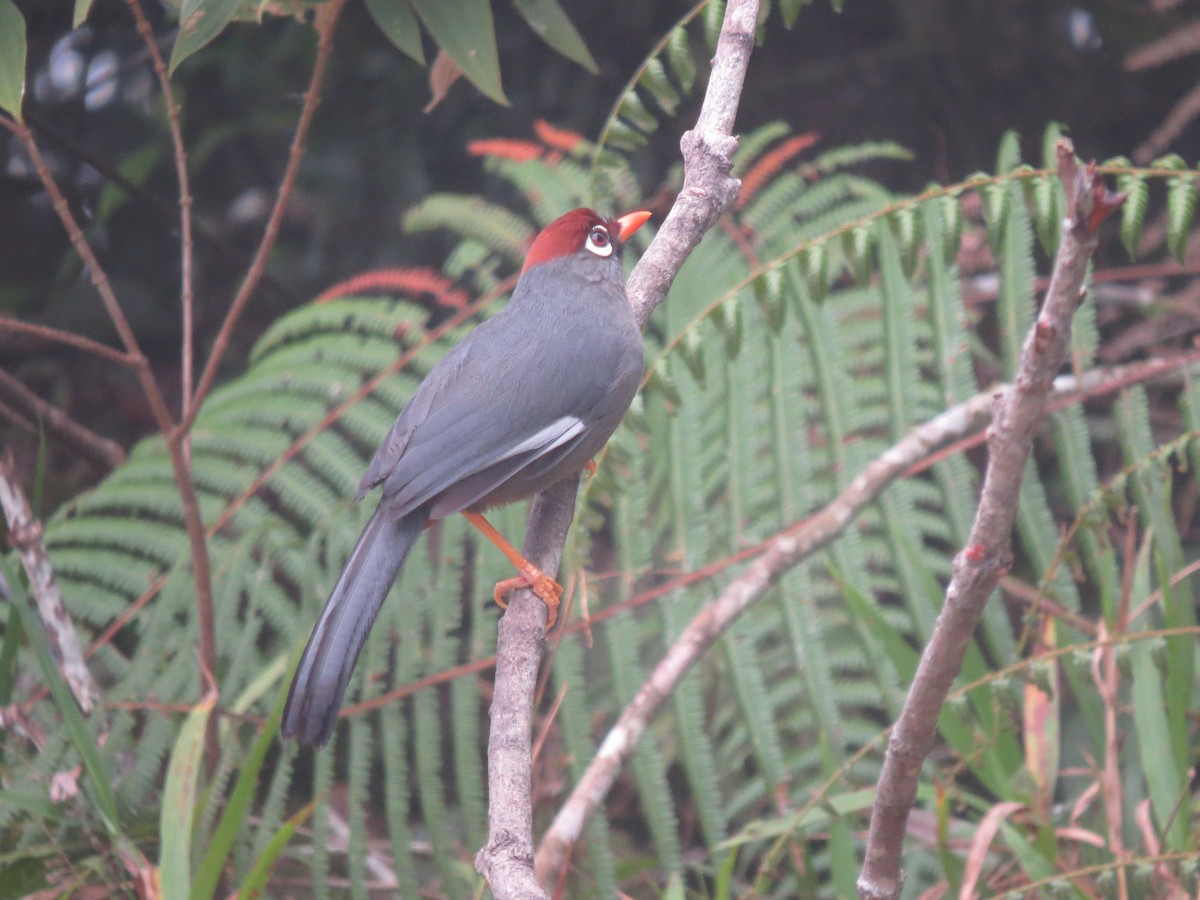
[0, 316, 134, 366]
[476, 1, 759, 895]
[856, 143, 1126, 900]
[0, 369, 125, 470]
[183, 0, 345, 432]
[125, 0, 195, 420]
[0, 451, 99, 713]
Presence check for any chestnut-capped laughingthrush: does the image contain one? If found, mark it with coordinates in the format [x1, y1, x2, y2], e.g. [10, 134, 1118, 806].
[281, 208, 652, 745]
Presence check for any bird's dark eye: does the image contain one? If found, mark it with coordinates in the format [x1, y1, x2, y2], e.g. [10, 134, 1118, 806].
[585, 225, 614, 257]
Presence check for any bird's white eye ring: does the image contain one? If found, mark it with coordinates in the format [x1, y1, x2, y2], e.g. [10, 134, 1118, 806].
[585, 225, 613, 257]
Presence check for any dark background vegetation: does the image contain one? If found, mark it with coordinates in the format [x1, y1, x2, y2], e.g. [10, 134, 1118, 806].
[2, 0, 1196, 502]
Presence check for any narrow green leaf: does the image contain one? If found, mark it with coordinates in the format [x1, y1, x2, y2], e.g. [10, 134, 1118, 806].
[0, 0, 26, 121]
[842, 224, 873, 285]
[939, 190, 964, 264]
[1166, 174, 1197, 265]
[703, 0, 725, 50]
[667, 24, 696, 92]
[980, 180, 1010, 256]
[715, 293, 743, 357]
[169, 0, 243, 74]
[1117, 170, 1148, 259]
[160, 690, 215, 899]
[73, 0, 94, 27]
[641, 57, 680, 114]
[364, 0, 425, 64]
[236, 799, 317, 899]
[1131, 636, 1187, 849]
[192, 666, 285, 900]
[779, 0, 809, 28]
[619, 90, 658, 133]
[1030, 172, 1061, 255]
[604, 118, 646, 152]
[995, 129, 1022, 174]
[410, 0, 507, 105]
[9, 590, 123, 836]
[512, 0, 597, 72]
[803, 244, 829, 303]
[677, 325, 706, 386]
[0, 599, 21, 705]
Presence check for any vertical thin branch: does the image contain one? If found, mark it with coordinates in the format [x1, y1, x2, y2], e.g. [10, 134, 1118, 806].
[124, 0, 195, 422]
[475, 1, 759, 896]
[182, 0, 345, 432]
[855, 144, 1126, 900]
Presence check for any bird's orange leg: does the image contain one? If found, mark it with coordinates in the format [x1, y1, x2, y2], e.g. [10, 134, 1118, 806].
[584, 458, 597, 478]
[461, 511, 563, 629]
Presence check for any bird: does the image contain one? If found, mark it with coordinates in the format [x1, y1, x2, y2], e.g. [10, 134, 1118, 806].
[281, 207, 652, 745]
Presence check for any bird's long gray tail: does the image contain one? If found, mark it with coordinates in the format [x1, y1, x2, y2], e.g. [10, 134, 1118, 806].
[282, 505, 427, 745]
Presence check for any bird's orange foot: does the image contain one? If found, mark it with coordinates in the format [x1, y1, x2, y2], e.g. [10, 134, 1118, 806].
[494, 563, 563, 630]
[584, 458, 597, 478]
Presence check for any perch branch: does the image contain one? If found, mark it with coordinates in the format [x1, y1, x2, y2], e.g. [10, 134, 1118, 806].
[475, 0, 759, 895]
[0, 451, 99, 713]
[856, 143, 1126, 900]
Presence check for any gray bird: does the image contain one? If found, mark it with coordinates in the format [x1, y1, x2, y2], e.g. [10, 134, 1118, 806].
[281, 208, 651, 745]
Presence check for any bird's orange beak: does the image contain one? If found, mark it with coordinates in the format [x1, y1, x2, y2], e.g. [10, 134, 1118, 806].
[617, 210, 652, 242]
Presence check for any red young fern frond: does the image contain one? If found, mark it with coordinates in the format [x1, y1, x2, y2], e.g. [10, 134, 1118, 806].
[467, 139, 544, 162]
[316, 267, 470, 309]
[736, 132, 821, 209]
[534, 119, 585, 152]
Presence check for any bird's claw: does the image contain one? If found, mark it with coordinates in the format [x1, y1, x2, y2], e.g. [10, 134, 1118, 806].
[494, 563, 563, 630]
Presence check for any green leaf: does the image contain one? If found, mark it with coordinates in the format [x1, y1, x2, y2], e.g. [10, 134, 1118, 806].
[410, 0, 508, 105]
[0, 0, 26, 121]
[73, 0, 94, 27]
[160, 689, 215, 899]
[236, 799, 317, 899]
[1166, 173, 1197, 265]
[1117, 169, 1148, 259]
[513, 0, 597, 73]
[169, 0, 244, 74]
[192, 659, 286, 900]
[779, 0, 810, 28]
[9, 587, 122, 836]
[364, 0, 425, 64]
[667, 24, 696, 92]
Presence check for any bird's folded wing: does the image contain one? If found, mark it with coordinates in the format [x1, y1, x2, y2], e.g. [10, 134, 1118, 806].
[375, 410, 587, 518]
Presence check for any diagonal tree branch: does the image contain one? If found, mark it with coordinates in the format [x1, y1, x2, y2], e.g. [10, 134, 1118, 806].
[0, 369, 125, 471]
[0, 451, 100, 714]
[475, 0, 760, 896]
[856, 142, 1126, 900]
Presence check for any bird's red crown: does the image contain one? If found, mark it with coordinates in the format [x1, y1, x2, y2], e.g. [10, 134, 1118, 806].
[522, 208, 651, 273]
